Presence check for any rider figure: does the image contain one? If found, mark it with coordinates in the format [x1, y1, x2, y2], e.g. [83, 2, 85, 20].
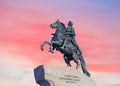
[60, 21, 81, 53]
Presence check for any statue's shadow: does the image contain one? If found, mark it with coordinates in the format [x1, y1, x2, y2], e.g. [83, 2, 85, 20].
[38, 80, 50, 86]
[34, 66, 52, 86]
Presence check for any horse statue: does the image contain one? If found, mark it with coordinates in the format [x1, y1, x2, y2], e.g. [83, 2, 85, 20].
[41, 20, 91, 77]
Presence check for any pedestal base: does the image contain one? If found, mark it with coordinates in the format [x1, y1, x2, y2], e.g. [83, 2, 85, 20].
[34, 65, 97, 86]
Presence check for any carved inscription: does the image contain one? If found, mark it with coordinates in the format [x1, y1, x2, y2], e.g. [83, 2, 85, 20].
[59, 75, 80, 83]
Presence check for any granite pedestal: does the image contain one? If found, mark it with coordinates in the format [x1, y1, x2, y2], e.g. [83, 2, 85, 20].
[34, 65, 96, 86]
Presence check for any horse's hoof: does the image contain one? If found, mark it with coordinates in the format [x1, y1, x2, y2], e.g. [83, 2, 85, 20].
[87, 72, 91, 77]
[40, 45, 44, 51]
[84, 72, 91, 77]
[67, 65, 71, 67]
[76, 66, 79, 70]
[49, 50, 54, 54]
[76, 64, 80, 70]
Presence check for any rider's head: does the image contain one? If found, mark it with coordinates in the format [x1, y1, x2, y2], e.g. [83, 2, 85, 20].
[68, 21, 73, 27]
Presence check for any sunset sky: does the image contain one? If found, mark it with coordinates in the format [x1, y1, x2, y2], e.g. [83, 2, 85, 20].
[0, 0, 120, 86]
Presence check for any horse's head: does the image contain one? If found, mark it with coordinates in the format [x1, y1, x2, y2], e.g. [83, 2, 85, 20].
[50, 19, 65, 30]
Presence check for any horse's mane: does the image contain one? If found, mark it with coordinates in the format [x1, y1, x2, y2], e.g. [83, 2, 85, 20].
[60, 22, 66, 29]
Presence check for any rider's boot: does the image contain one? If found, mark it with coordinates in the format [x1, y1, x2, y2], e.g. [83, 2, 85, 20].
[60, 40, 67, 50]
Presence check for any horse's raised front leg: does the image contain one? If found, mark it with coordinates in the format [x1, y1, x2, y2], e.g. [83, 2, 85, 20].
[41, 40, 51, 51]
[49, 41, 55, 53]
[49, 40, 63, 53]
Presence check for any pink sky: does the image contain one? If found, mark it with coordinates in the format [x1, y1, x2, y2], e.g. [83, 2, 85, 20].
[0, 0, 120, 86]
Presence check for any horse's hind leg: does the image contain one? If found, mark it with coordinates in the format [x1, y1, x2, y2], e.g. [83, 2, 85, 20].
[73, 52, 80, 70]
[79, 54, 91, 77]
[41, 41, 51, 51]
[64, 55, 71, 67]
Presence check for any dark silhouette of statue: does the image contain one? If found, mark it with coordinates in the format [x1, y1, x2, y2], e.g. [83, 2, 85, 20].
[41, 19, 91, 77]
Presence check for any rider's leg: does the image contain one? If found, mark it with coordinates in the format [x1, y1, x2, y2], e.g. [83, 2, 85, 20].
[60, 39, 67, 49]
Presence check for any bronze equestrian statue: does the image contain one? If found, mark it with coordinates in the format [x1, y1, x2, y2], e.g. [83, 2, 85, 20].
[41, 20, 91, 77]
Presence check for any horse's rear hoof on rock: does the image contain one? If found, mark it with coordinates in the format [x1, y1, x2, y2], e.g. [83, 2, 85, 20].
[84, 72, 91, 77]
